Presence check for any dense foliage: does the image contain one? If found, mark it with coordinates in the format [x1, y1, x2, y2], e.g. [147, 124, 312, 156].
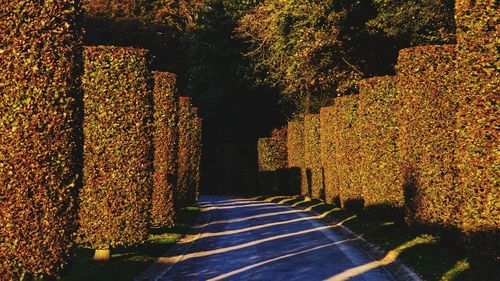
[330, 95, 363, 211]
[176, 97, 201, 207]
[151, 72, 179, 228]
[258, 129, 288, 172]
[257, 129, 289, 194]
[320, 106, 338, 205]
[191, 117, 203, 201]
[396, 45, 458, 226]
[236, 0, 456, 114]
[237, 0, 364, 112]
[77, 46, 154, 250]
[287, 121, 306, 196]
[358, 77, 403, 209]
[304, 114, 323, 199]
[0, 1, 82, 278]
[368, 0, 456, 46]
[454, 1, 499, 278]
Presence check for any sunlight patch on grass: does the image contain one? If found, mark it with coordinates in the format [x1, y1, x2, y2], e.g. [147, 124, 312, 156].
[305, 203, 326, 211]
[149, 233, 181, 244]
[264, 196, 290, 202]
[439, 259, 470, 281]
[278, 197, 300, 204]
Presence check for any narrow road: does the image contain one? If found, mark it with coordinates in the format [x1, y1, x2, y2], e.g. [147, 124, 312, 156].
[138, 196, 400, 281]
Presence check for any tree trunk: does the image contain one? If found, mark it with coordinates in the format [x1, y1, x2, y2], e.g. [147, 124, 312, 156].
[93, 249, 111, 261]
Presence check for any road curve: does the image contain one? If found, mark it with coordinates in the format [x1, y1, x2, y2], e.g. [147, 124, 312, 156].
[137, 195, 399, 281]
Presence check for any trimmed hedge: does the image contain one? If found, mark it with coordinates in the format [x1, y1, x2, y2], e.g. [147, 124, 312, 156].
[396, 45, 458, 226]
[258, 129, 288, 194]
[258, 129, 288, 172]
[191, 117, 203, 202]
[320, 106, 338, 205]
[187, 106, 201, 204]
[304, 114, 323, 199]
[287, 121, 306, 196]
[176, 97, 193, 209]
[0, 1, 82, 279]
[151, 72, 179, 228]
[358, 76, 403, 209]
[77, 46, 154, 251]
[330, 95, 363, 211]
[455, 2, 499, 278]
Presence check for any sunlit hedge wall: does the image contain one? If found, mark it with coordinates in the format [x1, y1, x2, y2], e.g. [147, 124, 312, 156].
[454, 1, 499, 278]
[358, 77, 403, 209]
[331, 96, 363, 211]
[186, 106, 201, 204]
[191, 117, 203, 202]
[151, 72, 179, 228]
[304, 114, 323, 199]
[320, 106, 338, 205]
[396, 45, 458, 226]
[77, 46, 154, 250]
[0, 1, 82, 279]
[258, 129, 288, 194]
[287, 121, 306, 196]
[176, 97, 193, 209]
[258, 129, 288, 172]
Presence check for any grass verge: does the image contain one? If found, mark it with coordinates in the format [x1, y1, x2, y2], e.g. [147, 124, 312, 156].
[57, 206, 200, 281]
[255, 195, 471, 281]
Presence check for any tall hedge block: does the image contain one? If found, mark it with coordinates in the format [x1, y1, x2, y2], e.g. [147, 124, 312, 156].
[258, 129, 288, 194]
[304, 114, 323, 199]
[358, 77, 404, 209]
[258, 129, 288, 172]
[151, 72, 179, 228]
[331, 95, 363, 211]
[455, 2, 499, 277]
[455, 0, 499, 232]
[287, 121, 306, 196]
[186, 106, 201, 204]
[320, 106, 338, 205]
[0, 1, 82, 278]
[396, 45, 458, 226]
[77, 46, 154, 250]
[192, 117, 203, 202]
[177, 97, 193, 209]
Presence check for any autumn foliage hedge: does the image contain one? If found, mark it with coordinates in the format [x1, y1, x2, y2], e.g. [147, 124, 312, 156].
[287, 121, 306, 197]
[304, 114, 323, 199]
[0, 1, 82, 279]
[258, 129, 289, 194]
[454, 1, 499, 277]
[191, 117, 203, 202]
[77, 46, 154, 251]
[151, 72, 179, 228]
[320, 106, 338, 205]
[358, 77, 403, 209]
[330, 96, 363, 211]
[396, 45, 458, 226]
[176, 97, 201, 207]
[187, 107, 201, 204]
[176, 97, 192, 209]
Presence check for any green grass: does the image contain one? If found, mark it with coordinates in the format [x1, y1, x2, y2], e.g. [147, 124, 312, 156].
[258, 196, 472, 281]
[57, 206, 200, 281]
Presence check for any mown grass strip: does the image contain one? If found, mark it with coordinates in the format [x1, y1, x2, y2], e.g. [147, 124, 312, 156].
[57, 206, 200, 281]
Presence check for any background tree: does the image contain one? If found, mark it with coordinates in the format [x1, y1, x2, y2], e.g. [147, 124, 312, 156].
[237, 0, 455, 114]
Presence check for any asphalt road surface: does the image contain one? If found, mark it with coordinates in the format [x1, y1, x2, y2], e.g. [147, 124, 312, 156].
[136, 196, 402, 281]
